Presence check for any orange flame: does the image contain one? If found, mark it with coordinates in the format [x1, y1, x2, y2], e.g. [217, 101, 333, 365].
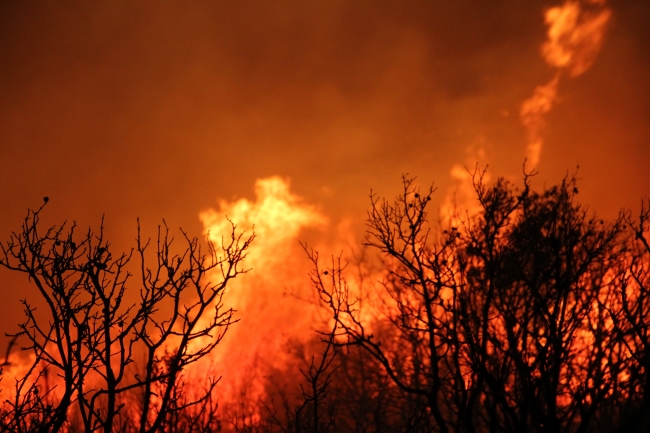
[520, 76, 560, 168]
[197, 177, 328, 405]
[439, 133, 493, 229]
[520, 0, 611, 169]
[446, 1, 612, 215]
[541, 0, 612, 77]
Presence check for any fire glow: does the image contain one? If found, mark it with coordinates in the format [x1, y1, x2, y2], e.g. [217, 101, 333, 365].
[0, 0, 647, 431]
[521, 0, 611, 168]
[195, 177, 330, 404]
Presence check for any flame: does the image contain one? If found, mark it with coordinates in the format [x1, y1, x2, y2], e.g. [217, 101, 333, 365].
[0, 353, 37, 401]
[197, 177, 328, 406]
[541, 1, 612, 77]
[0, 177, 333, 427]
[447, 0, 612, 209]
[2, 175, 646, 429]
[440, 139, 490, 225]
[174, 175, 650, 426]
[442, 0, 613, 221]
[520, 0, 611, 169]
[520, 76, 560, 168]
[199, 176, 327, 271]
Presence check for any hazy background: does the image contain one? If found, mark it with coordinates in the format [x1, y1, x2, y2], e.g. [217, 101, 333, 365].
[1, 0, 649, 342]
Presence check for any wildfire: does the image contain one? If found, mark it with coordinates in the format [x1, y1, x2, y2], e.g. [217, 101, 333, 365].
[541, 0, 612, 77]
[199, 177, 327, 270]
[0, 1, 641, 431]
[440, 140, 491, 225]
[196, 177, 329, 406]
[520, 0, 611, 169]
[442, 0, 612, 222]
[1, 174, 647, 431]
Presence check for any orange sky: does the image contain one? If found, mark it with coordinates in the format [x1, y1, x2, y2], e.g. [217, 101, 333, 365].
[1, 0, 649, 352]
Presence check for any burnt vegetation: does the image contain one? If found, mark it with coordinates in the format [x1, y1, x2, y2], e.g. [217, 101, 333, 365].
[1, 169, 650, 433]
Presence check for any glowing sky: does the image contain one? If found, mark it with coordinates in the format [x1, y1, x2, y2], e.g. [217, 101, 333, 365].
[1, 1, 649, 340]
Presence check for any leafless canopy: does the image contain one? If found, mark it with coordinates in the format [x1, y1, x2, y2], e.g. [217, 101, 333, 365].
[0, 202, 253, 433]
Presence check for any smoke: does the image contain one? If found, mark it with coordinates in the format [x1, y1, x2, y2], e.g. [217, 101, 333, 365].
[521, 0, 611, 168]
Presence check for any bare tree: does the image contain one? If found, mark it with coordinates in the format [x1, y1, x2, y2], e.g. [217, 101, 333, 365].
[607, 199, 650, 432]
[0, 200, 253, 433]
[310, 170, 636, 433]
[308, 175, 468, 433]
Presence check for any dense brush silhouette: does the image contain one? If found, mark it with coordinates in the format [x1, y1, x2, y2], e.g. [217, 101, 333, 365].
[1, 168, 649, 433]
[301, 169, 650, 433]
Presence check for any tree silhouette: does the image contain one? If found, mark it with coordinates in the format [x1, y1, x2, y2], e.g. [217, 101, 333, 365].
[0, 201, 253, 433]
[2, 169, 649, 433]
[458, 173, 627, 433]
[310, 170, 646, 433]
